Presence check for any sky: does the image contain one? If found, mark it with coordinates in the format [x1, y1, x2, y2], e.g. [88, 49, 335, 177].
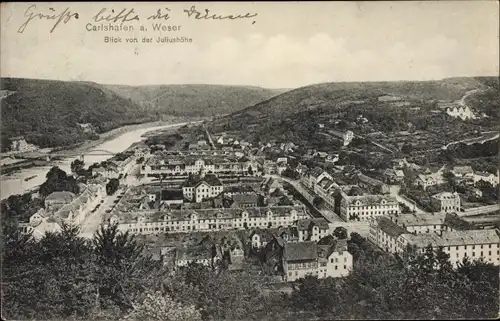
[1, 1, 498, 89]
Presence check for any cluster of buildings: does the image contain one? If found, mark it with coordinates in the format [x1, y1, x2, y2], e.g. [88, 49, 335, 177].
[301, 167, 400, 222]
[8, 136, 38, 153]
[20, 184, 106, 239]
[156, 216, 352, 282]
[445, 105, 476, 120]
[91, 156, 136, 179]
[451, 165, 499, 187]
[413, 165, 499, 191]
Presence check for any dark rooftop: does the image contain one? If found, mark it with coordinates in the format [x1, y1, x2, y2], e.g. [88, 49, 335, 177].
[284, 242, 317, 262]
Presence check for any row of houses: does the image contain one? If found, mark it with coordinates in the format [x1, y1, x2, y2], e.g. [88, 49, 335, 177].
[369, 214, 500, 267]
[20, 184, 107, 239]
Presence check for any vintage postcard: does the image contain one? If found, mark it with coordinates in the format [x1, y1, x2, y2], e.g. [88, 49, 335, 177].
[1, 1, 499, 320]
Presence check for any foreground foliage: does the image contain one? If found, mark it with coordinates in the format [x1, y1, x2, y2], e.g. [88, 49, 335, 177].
[2, 223, 498, 320]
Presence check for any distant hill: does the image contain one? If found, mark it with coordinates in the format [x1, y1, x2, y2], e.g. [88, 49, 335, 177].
[1, 78, 158, 151]
[0, 78, 284, 151]
[105, 84, 286, 117]
[209, 77, 499, 145]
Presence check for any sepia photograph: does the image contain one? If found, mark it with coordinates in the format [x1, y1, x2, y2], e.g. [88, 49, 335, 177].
[1, 1, 499, 320]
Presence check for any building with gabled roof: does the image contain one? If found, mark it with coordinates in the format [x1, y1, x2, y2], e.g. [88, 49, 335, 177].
[231, 193, 259, 208]
[45, 191, 76, 211]
[250, 228, 275, 248]
[282, 237, 352, 282]
[369, 216, 408, 253]
[182, 174, 223, 203]
[296, 218, 330, 242]
[301, 166, 332, 189]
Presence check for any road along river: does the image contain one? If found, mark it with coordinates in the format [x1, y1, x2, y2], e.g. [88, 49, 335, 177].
[1, 121, 196, 199]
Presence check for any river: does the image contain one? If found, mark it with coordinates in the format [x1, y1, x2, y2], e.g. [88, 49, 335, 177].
[0, 121, 194, 199]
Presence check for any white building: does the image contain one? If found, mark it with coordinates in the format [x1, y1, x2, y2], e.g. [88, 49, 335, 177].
[446, 106, 475, 120]
[314, 177, 338, 210]
[182, 174, 223, 203]
[142, 156, 257, 177]
[301, 167, 332, 189]
[431, 192, 461, 213]
[474, 171, 499, 187]
[387, 213, 452, 235]
[107, 206, 307, 235]
[250, 229, 274, 248]
[329, 130, 354, 146]
[283, 238, 352, 282]
[369, 216, 408, 253]
[9, 136, 37, 153]
[296, 218, 330, 242]
[369, 214, 454, 253]
[400, 229, 500, 267]
[340, 193, 400, 222]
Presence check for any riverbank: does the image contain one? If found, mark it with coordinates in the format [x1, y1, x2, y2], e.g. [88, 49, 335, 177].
[51, 116, 202, 157]
[1, 118, 205, 199]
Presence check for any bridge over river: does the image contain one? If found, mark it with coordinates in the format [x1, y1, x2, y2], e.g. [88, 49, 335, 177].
[1, 121, 194, 199]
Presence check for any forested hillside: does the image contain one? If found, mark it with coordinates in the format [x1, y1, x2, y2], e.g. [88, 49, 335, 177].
[0, 79, 284, 151]
[105, 84, 285, 117]
[209, 77, 498, 146]
[0, 78, 155, 150]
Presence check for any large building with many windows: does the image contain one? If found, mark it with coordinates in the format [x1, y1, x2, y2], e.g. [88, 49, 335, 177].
[431, 192, 461, 213]
[106, 206, 308, 235]
[142, 156, 257, 177]
[400, 229, 500, 267]
[339, 193, 400, 222]
[369, 216, 500, 267]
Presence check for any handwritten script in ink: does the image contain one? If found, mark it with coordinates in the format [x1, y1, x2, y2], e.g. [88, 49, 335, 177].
[17, 5, 79, 33]
[17, 5, 258, 33]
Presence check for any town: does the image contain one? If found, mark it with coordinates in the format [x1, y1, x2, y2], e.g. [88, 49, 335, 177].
[15, 111, 500, 283]
[2, 2, 498, 320]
